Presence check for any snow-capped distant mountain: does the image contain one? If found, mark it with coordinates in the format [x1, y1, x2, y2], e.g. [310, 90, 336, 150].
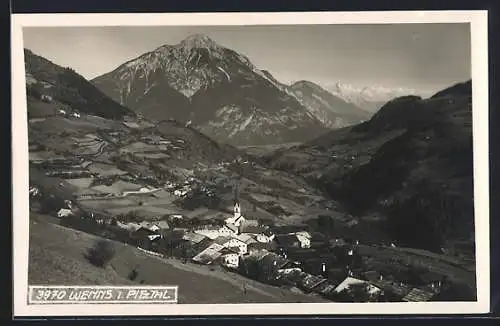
[91, 34, 367, 146]
[328, 82, 419, 113]
[287, 81, 371, 128]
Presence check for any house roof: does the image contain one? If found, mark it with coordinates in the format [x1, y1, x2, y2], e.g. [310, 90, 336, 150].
[226, 246, 241, 254]
[247, 242, 271, 251]
[193, 237, 214, 252]
[402, 288, 436, 302]
[154, 220, 170, 229]
[134, 227, 157, 236]
[182, 232, 207, 244]
[213, 236, 233, 246]
[317, 281, 339, 296]
[225, 223, 239, 232]
[240, 219, 259, 227]
[334, 277, 382, 294]
[192, 243, 225, 264]
[371, 280, 412, 298]
[192, 251, 222, 264]
[258, 252, 289, 269]
[240, 225, 267, 234]
[220, 247, 239, 255]
[300, 274, 327, 290]
[235, 233, 256, 244]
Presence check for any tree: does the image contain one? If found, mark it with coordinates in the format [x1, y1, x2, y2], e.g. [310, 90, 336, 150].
[84, 239, 116, 268]
[128, 268, 139, 281]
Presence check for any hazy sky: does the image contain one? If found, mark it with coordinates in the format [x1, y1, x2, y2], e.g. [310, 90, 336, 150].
[23, 24, 471, 95]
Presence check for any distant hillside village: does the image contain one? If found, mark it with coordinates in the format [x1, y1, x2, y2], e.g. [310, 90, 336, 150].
[30, 180, 456, 302]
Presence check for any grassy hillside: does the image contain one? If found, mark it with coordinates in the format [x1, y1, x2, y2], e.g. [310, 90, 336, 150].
[266, 80, 474, 257]
[29, 216, 328, 303]
[25, 49, 134, 119]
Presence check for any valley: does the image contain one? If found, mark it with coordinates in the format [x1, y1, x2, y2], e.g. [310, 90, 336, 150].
[23, 33, 477, 304]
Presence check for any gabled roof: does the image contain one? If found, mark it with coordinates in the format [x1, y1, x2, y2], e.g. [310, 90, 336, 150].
[182, 232, 207, 244]
[334, 277, 382, 294]
[240, 225, 267, 234]
[370, 280, 412, 298]
[258, 252, 289, 269]
[402, 288, 436, 302]
[235, 233, 256, 244]
[300, 274, 327, 290]
[213, 236, 233, 246]
[134, 227, 157, 236]
[225, 223, 239, 233]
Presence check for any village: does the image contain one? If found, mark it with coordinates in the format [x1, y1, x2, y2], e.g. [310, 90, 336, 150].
[30, 176, 452, 303]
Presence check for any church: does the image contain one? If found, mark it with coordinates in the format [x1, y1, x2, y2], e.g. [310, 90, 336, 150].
[225, 201, 246, 228]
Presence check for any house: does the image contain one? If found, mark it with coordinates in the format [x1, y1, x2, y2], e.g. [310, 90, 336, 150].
[221, 252, 239, 268]
[133, 227, 158, 238]
[174, 189, 188, 197]
[116, 221, 141, 232]
[402, 288, 437, 302]
[278, 260, 302, 273]
[247, 242, 272, 254]
[316, 280, 340, 297]
[138, 221, 161, 233]
[57, 208, 73, 218]
[192, 243, 225, 265]
[29, 186, 40, 197]
[299, 273, 327, 292]
[214, 236, 248, 255]
[255, 233, 275, 243]
[370, 279, 412, 299]
[235, 233, 257, 245]
[41, 94, 53, 102]
[258, 252, 289, 269]
[239, 219, 259, 228]
[295, 232, 311, 248]
[225, 223, 239, 235]
[218, 225, 236, 237]
[333, 277, 382, 296]
[148, 234, 162, 241]
[194, 226, 222, 240]
[182, 232, 208, 244]
[153, 220, 170, 230]
[276, 233, 310, 249]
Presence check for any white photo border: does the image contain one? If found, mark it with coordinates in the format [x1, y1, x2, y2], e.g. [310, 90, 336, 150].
[11, 10, 490, 316]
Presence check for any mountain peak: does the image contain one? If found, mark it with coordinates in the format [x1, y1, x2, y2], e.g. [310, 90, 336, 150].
[179, 34, 218, 49]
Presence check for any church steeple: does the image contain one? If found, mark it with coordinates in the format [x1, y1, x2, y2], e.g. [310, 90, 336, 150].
[233, 201, 241, 219]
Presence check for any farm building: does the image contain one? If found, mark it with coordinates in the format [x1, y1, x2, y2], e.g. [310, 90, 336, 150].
[221, 252, 240, 268]
[276, 233, 311, 249]
[402, 288, 437, 302]
[334, 277, 382, 296]
[57, 208, 73, 218]
[192, 243, 225, 265]
[182, 232, 208, 244]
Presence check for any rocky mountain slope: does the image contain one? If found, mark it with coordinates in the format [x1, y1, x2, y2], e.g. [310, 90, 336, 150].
[91, 34, 367, 146]
[329, 82, 420, 114]
[287, 81, 371, 128]
[24, 49, 134, 120]
[266, 80, 474, 257]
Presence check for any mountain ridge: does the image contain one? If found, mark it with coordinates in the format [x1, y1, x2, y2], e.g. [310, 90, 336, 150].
[265, 80, 474, 256]
[91, 34, 369, 146]
[24, 49, 135, 120]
